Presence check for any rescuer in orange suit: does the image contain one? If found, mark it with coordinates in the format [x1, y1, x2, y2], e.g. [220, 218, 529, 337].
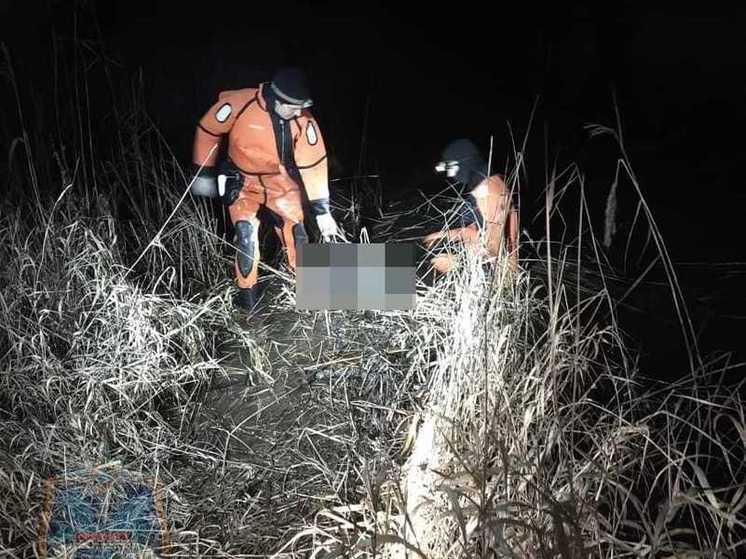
[423, 139, 519, 274]
[189, 67, 339, 311]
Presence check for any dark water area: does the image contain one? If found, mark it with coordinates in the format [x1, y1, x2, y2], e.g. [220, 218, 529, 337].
[2, 1, 744, 380]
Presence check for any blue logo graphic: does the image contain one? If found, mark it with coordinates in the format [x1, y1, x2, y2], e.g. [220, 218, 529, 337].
[37, 465, 169, 558]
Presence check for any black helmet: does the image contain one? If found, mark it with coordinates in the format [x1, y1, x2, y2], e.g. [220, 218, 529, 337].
[270, 67, 313, 108]
[436, 138, 487, 189]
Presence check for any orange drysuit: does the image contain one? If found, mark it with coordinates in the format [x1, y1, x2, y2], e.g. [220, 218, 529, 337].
[424, 174, 519, 274]
[192, 82, 328, 289]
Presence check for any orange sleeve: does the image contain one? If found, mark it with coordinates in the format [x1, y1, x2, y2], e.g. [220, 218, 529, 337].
[192, 89, 256, 168]
[294, 113, 329, 201]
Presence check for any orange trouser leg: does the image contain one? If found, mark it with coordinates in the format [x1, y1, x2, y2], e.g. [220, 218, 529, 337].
[263, 175, 306, 271]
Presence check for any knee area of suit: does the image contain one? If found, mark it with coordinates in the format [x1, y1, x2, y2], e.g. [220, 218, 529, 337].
[235, 221, 255, 247]
[235, 221, 256, 277]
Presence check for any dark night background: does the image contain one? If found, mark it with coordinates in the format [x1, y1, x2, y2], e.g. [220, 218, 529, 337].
[1, 1, 745, 376]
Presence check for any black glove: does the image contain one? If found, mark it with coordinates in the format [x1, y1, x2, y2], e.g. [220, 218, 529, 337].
[309, 198, 331, 216]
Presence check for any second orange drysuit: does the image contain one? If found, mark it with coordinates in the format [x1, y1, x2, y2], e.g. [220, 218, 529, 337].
[424, 174, 519, 274]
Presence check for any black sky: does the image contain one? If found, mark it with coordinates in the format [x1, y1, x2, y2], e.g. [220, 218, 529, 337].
[2, 1, 746, 261]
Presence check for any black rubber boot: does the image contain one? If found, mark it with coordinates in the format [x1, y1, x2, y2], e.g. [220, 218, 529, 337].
[234, 285, 261, 313]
